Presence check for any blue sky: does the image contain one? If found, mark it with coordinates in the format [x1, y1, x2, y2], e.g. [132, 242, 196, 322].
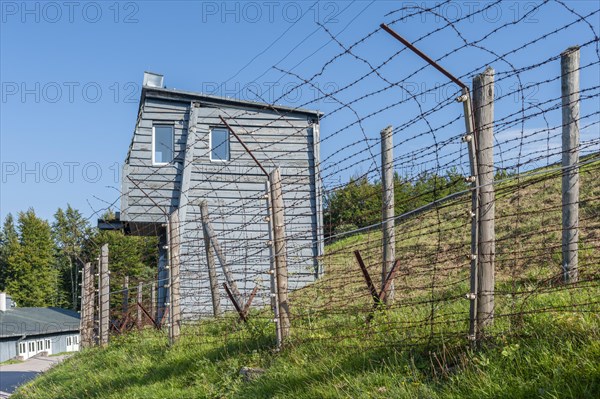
[1, 0, 599, 223]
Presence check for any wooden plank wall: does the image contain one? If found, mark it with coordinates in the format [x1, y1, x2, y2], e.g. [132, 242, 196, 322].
[121, 96, 321, 317]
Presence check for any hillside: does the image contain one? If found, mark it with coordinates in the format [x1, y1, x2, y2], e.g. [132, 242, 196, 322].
[14, 159, 600, 399]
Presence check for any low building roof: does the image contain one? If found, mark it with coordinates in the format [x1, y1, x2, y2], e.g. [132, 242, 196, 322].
[0, 307, 80, 339]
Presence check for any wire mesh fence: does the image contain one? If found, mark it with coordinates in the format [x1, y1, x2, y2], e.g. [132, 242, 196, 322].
[82, 0, 599, 358]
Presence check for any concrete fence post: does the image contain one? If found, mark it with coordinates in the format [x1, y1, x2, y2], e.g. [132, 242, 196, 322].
[80, 261, 95, 348]
[122, 276, 129, 315]
[137, 282, 143, 328]
[380, 125, 395, 304]
[168, 210, 181, 345]
[99, 244, 110, 347]
[473, 67, 496, 334]
[561, 46, 580, 283]
[269, 167, 290, 347]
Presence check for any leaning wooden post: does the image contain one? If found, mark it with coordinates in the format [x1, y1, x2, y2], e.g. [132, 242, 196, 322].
[269, 167, 290, 346]
[380, 125, 395, 304]
[200, 201, 222, 317]
[168, 210, 181, 345]
[137, 282, 143, 329]
[122, 276, 129, 315]
[473, 67, 496, 334]
[99, 244, 110, 347]
[202, 208, 243, 306]
[561, 46, 580, 283]
[80, 262, 95, 348]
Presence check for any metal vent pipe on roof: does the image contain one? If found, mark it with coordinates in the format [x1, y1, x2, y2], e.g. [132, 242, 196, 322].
[143, 71, 164, 88]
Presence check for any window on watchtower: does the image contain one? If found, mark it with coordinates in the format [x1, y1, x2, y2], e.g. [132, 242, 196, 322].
[153, 125, 174, 164]
[210, 128, 229, 162]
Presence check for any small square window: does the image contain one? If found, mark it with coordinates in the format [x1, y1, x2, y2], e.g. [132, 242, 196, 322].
[153, 125, 174, 164]
[210, 128, 229, 162]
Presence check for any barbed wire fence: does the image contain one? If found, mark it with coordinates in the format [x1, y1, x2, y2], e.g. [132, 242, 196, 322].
[80, 0, 599, 360]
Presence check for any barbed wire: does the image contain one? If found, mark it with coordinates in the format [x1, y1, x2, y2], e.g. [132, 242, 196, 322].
[78, 0, 600, 355]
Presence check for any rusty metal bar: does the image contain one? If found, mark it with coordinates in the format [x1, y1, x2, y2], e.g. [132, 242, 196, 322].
[242, 286, 259, 317]
[354, 250, 380, 303]
[379, 259, 401, 303]
[137, 302, 159, 329]
[219, 115, 269, 177]
[380, 23, 467, 90]
[158, 306, 169, 330]
[110, 319, 120, 333]
[118, 312, 131, 334]
[223, 282, 248, 322]
[381, 22, 481, 342]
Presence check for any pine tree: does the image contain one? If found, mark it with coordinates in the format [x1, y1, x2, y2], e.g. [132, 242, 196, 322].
[53, 205, 92, 310]
[5, 209, 57, 307]
[0, 214, 18, 291]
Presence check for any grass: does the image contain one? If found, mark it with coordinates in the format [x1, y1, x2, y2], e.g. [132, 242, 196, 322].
[49, 352, 71, 357]
[12, 311, 600, 398]
[0, 358, 23, 365]
[13, 159, 600, 398]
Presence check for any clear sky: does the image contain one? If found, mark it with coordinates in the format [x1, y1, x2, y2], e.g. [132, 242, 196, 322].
[1, 0, 599, 223]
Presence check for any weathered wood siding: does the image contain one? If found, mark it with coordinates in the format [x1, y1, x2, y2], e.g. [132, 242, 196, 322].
[121, 95, 321, 316]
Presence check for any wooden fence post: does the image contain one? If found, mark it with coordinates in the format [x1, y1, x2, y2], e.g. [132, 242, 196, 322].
[269, 167, 290, 346]
[80, 261, 95, 348]
[157, 231, 168, 324]
[473, 67, 496, 334]
[561, 46, 580, 283]
[200, 201, 222, 317]
[168, 210, 181, 345]
[137, 282, 143, 329]
[380, 125, 395, 304]
[99, 244, 110, 347]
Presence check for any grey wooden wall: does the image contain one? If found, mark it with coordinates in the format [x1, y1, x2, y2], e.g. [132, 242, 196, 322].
[121, 95, 322, 317]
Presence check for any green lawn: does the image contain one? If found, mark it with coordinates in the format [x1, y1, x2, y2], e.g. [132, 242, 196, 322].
[14, 159, 600, 398]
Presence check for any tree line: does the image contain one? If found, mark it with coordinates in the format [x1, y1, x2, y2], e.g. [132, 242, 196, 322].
[0, 206, 157, 309]
[324, 169, 471, 239]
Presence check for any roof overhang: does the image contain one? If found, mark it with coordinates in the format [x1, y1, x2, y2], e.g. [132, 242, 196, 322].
[141, 85, 323, 119]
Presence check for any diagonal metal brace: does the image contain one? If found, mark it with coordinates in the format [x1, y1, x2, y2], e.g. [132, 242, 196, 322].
[354, 250, 401, 311]
[378, 259, 401, 304]
[354, 250, 380, 303]
[223, 283, 258, 323]
[137, 302, 159, 329]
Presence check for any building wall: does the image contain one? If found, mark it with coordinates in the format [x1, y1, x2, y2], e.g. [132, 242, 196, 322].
[122, 95, 322, 316]
[0, 339, 18, 362]
[0, 332, 80, 362]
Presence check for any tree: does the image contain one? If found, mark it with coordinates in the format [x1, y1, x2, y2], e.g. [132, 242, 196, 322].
[324, 176, 381, 237]
[324, 169, 470, 240]
[4, 209, 57, 307]
[0, 214, 18, 291]
[84, 210, 158, 285]
[52, 205, 93, 310]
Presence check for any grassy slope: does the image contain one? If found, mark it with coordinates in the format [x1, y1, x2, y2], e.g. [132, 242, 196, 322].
[15, 160, 600, 399]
